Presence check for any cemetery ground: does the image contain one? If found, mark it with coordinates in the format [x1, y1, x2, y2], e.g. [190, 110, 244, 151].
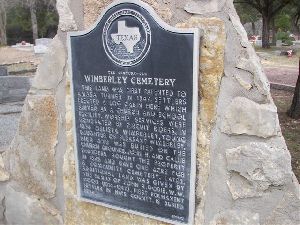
[0, 46, 41, 75]
[257, 46, 300, 86]
[0, 45, 299, 181]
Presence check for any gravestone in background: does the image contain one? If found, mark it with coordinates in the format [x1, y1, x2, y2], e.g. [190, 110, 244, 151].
[0, 66, 7, 76]
[69, 1, 199, 224]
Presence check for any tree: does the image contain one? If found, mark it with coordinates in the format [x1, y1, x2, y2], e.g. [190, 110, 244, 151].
[273, 13, 292, 45]
[0, 0, 57, 45]
[0, 0, 6, 45]
[12, 0, 55, 43]
[0, 0, 20, 45]
[37, 5, 58, 38]
[0, 0, 31, 45]
[274, 0, 300, 33]
[6, 5, 31, 44]
[234, 0, 292, 48]
[29, 0, 37, 42]
[275, 13, 291, 31]
[290, 0, 300, 33]
[288, 59, 300, 119]
[235, 2, 260, 35]
[28, 0, 56, 42]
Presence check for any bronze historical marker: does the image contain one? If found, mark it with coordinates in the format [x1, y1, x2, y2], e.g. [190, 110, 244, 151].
[68, 0, 199, 224]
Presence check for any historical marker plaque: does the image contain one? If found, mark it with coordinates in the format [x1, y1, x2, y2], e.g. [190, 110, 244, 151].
[68, 0, 199, 224]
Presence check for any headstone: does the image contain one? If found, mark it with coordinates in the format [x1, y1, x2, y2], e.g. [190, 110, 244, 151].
[276, 40, 282, 47]
[34, 45, 49, 54]
[293, 40, 300, 46]
[68, 1, 200, 224]
[255, 40, 262, 47]
[0, 66, 7, 76]
[34, 38, 53, 54]
[0, 76, 32, 103]
[35, 38, 53, 47]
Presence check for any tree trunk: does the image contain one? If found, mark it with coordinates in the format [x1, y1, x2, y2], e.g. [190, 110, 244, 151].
[30, 0, 38, 43]
[262, 15, 271, 48]
[251, 22, 256, 35]
[0, 1, 7, 46]
[288, 59, 300, 119]
[293, 14, 300, 34]
[271, 17, 276, 46]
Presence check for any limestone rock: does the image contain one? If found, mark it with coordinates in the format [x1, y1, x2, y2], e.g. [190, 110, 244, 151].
[209, 210, 260, 225]
[226, 143, 292, 199]
[143, 0, 172, 23]
[264, 190, 300, 225]
[221, 97, 280, 138]
[63, 85, 77, 196]
[0, 168, 9, 182]
[83, 0, 113, 28]
[63, 68, 79, 198]
[65, 197, 162, 225]
[32, 37, 66, 90]
[56, 0, 77, 31]
[176, 17, 225, 225]
[184, 0, 226, 14]
[227, 174, 264, 200]
[177, 17, 225, 124]
[229, 14, 270, 96]
[5, 182, 63, 225]
[83, 0, 172, 29]
[228, 12, 270, 96]
[0, 192, 5, 222]
[235, 56, 269, 96]
[8, 94, 58, 199]
[0, 154, 9, 181]
[228, 13, 249, 48]
[235, 73, 253, 90]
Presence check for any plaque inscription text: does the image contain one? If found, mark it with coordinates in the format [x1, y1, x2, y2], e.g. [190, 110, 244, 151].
[69, 1, 199, 224]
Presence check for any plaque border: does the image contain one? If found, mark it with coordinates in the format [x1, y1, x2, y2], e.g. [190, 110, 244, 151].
[67, 1, 200, 224]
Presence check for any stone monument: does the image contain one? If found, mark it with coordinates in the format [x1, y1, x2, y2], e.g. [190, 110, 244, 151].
[0, 0, 299, 225]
